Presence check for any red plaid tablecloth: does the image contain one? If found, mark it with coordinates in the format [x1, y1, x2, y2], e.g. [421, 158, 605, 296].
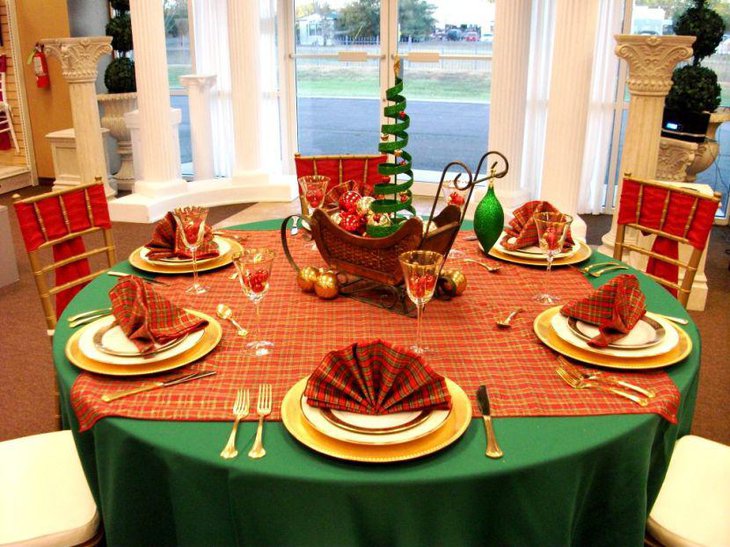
[71, 230, 680, 432]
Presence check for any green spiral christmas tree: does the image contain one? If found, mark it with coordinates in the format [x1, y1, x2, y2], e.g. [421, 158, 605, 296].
[367, 56, 418, 237]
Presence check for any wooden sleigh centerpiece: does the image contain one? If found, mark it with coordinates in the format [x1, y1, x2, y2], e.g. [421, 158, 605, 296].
[282, 151, 509, 313]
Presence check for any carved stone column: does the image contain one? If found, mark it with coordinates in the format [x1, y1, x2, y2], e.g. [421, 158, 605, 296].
[97, 92, 138, 192]
[41, 37, 116, 197]
[656, 137, 698, 182]
[180, 74, 216, 181]
[598, 35, 694, 256]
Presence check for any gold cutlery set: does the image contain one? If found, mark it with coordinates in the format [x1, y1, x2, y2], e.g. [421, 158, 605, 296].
[220, 384, 273, 460]
[580, 262, 629, 278]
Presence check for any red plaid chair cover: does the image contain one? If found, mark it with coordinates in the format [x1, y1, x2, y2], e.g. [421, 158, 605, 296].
[294, 153, 387, 215]
[615, 176, 720, 306]
[13, 182, 115, 329]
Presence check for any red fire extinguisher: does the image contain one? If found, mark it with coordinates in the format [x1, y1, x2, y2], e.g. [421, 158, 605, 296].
[28, 43, 50, 88]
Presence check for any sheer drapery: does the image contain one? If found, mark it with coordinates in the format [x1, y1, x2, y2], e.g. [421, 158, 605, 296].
[520, 0, 555, 198]
[193, 0, 283, 178]
[577, 0, 624, 214]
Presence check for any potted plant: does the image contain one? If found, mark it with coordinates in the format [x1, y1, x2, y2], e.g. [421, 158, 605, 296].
[98, 0, 138, 191]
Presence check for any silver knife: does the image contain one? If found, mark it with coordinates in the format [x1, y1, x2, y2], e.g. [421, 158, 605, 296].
[476, 385, 503, 459]
[101, 370, 217, 402]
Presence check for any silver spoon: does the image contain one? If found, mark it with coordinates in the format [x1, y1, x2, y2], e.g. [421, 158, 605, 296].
[216, 304, 248, 336]
[463, 258, 501, 273]
[496, 307, 523, 328]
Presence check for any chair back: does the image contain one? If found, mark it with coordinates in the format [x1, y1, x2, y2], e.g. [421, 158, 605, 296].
[614, 176, 720, 307]
[294, 153, 387, 216]
[13, 181, 116, 331]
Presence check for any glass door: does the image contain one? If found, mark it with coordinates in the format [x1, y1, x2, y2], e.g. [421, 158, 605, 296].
[292, 0, 385, 156]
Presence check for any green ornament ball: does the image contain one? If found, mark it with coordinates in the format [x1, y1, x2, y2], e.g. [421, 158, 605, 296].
[473, 183, 504, 254]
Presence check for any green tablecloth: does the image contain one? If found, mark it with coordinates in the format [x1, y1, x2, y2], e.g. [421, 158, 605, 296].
[53, 219, 699, 546]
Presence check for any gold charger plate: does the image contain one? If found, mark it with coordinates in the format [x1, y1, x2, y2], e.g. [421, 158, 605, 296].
[487, 240, 592, 267]
[65, 310, 222, 376]
[533, 306, 692, 369]
[281, 377, 471, 463]
[129, 237, 243, 275]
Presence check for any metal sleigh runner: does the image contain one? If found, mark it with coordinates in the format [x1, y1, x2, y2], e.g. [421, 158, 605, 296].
[280, 150, 509, 315]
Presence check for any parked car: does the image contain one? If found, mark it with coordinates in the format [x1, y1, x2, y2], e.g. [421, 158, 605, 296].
[446, 28, 462, 41]
[464, 31, 479, 42]
[481, 32, 494, 42]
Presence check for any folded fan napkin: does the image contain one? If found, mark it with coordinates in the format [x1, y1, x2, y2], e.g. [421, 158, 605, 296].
[500, 201, 574, 251]
[145, 211, 220, 260]
[560, 274, 646, 348]
[304, 339, 451, 414]
[109, 276, 209, 352]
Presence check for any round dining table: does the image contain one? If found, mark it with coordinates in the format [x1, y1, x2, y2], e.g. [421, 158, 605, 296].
[53, 219, 700, 547]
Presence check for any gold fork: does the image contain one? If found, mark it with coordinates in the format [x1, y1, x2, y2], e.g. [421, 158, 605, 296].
[248, 384, 273, 459]
[556, 367, 648, 407]
[220, 388, 250, 459]
[557, 356, 656, 398]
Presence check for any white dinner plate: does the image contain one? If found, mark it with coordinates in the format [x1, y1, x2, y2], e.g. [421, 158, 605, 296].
[140, 236, 231, 266]
[567, 315, 665, 349]
[550, 311, 678, 359]
[300, 396, 451, 446]
[78, 314, 206, 366]
[494, 231, 580, 259]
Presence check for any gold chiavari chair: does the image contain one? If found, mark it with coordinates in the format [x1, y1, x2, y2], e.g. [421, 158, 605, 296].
[614, 176, 721, 308]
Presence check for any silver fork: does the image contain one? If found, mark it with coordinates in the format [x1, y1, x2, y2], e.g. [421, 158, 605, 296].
[557, 367, 648, 407]
[248, 384, 273, 459]
[220, 388, 250, 459]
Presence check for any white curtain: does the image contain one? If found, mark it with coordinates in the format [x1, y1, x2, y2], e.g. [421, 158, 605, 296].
[577, 0, 624, 214]
[193, 0, 283, 177]
[193, 0, 234, 177]
[520, 0, 555, 198]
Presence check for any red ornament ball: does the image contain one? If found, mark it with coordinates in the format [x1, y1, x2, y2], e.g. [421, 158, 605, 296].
[399, 111, 407, 119]
[339, 191, 362, 213]
[339, 211, 366, 234]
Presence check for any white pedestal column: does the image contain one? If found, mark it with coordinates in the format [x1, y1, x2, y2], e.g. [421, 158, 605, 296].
[41, 37, 116, 197]
[46, 128, 111, 189]
[128, 0, 186, 198]
[180, 74, 216, 181]
[598, 35, 694, 255]
[487, 0, 531, 212]
[539, 0, 601, 241]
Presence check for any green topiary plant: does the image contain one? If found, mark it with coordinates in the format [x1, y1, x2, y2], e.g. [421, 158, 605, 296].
[666, 0, 723, 114]
[104, 57, 136, 93]
[104, 0, 135, 93]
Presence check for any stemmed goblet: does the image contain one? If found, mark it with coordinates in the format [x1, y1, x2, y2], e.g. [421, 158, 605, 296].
[399, 250, 445, 354]
[533, 211, 573, 305]
[441, 180, 470, 260]
[233, 248, 275, 357]
[298, 175, 330, 250]
[173, 206, 210, 295]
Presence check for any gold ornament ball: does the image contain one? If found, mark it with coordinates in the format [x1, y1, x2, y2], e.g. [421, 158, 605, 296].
[315, 271, 340, 299]
[296, 266, 320, 293]
[441, 269, 467, 296]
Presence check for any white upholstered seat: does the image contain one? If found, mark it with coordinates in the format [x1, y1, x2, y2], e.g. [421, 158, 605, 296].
[647, 435, 730, 546]
[0, 430, 100, 546]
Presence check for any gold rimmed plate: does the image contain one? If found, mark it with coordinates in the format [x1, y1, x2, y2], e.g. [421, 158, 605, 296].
[485, 240, 592, 267]
[66, 310, 222, 376]
[129, 237, 243, 275]
[567, 315, 665, 350]
[534, 306, 691, 369]
[92, 320, 189, 358]
[282, 377, 471, 462]
[142, 236, 232, 266]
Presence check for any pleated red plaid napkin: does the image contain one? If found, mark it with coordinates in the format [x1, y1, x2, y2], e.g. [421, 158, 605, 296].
[501, 201, 575, 251]
[303, 339, 452, 414]
[109, 276, 209, 352]
[145, 211, 220, 260]
[560, 274, 647, 348]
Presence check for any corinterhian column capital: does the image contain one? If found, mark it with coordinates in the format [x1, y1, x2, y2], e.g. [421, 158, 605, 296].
[615, 35, 695, 96]
[41, 37, 112, 84]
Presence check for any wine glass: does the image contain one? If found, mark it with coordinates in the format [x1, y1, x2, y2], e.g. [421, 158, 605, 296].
[533, 211, 573, 305]
[173, 206, 210, 295]
[441, 181, 470, 260]
[298, 175, 330, 250]
[399, 250, 445, 354]
[233, 248, 275, 356]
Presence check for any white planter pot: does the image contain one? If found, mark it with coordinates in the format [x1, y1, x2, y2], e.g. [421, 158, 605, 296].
[685, 106, 730, 182]
[98, 92, 138, 191]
